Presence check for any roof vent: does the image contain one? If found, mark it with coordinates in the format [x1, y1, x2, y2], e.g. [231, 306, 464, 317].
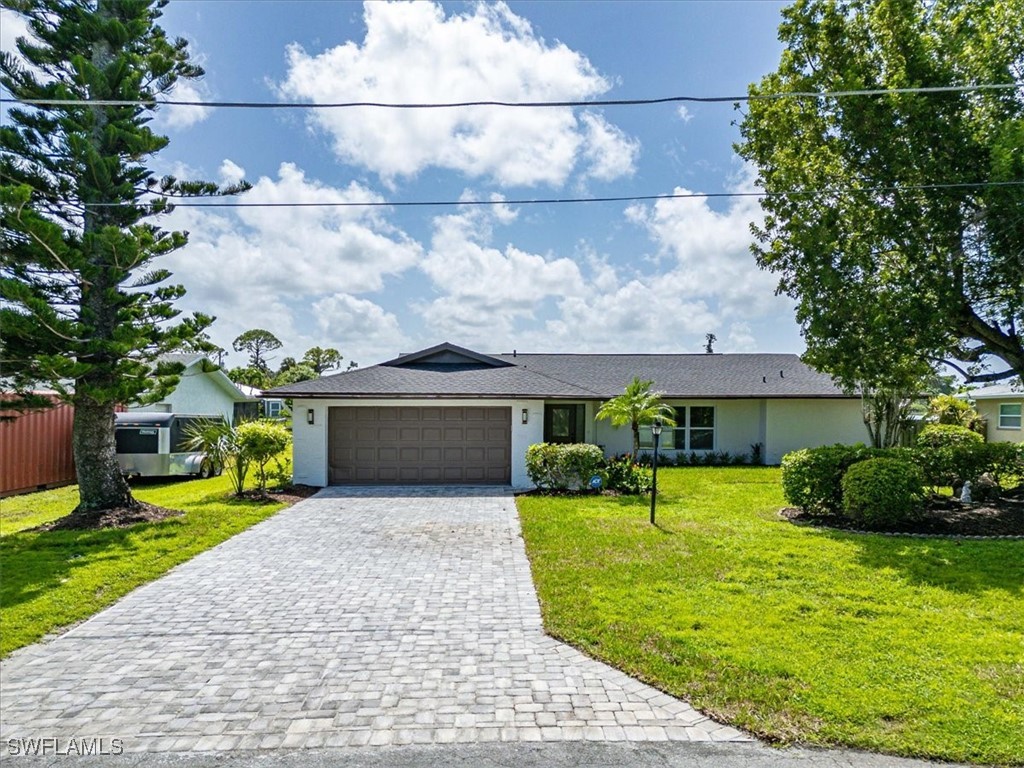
[762, 376, 767, 383]
[780, 370, 785, 378]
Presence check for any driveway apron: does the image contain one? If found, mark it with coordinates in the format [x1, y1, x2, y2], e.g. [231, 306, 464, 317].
[0, 488, 749, 752]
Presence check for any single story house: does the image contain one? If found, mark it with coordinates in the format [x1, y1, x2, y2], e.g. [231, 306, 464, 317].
[968, 383, 1023, 444]
[270, 342, 868, 488]
[129, 353, 259, 424]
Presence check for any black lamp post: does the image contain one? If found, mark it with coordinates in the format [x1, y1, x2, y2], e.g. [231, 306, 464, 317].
[650, 418, 662, 525]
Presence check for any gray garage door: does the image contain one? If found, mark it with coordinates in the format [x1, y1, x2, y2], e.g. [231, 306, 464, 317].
[328, 406, 511, 485]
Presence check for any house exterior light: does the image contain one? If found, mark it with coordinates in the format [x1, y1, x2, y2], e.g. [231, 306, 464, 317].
[306, 409, 315, 425]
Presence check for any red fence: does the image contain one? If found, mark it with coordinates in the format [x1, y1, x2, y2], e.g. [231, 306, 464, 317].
[0, 397, 76, 497]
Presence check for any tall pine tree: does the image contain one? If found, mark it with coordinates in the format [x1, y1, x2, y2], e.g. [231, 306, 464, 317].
[1, 0, 248, 514]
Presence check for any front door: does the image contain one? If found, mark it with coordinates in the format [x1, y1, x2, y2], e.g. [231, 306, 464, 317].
[544, 404, 584, 444]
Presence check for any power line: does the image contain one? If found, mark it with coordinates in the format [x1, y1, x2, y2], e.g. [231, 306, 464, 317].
[79, 180, 1024, 209]
[1, 83, 1020, 110]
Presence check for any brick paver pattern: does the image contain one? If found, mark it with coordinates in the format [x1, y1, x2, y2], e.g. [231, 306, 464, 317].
[0, 488, 750, 752]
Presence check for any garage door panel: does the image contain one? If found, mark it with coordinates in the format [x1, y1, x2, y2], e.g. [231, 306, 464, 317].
[328, 406, 510, 485]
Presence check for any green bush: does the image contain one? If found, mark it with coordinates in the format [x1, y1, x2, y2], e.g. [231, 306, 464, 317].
[916, 423, 984, 449]
[841, 457, 925, 527]
[915, 441, 1024, 487]
[236, 420, 291, 494]
[602, 454, 652, 495]
[781, 444, 882, 513]
[526, 443, 605, 491]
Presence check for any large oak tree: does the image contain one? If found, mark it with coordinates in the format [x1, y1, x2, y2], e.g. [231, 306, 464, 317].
[737, 0, 1024, 389]
[1, 0, 247, 514]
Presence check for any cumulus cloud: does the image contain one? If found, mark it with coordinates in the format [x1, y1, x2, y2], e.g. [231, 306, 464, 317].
[276, 1, 638, 187]
[313, 294, 409, 363]
[159, 79, 213, 130]
[160, 162, 422, 362]
[624, 170, 783, 319]
[416, 205, 586, 341]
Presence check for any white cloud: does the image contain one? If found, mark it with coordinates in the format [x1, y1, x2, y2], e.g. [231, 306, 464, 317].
[276, 1, 638, 187]
[579, 112, 640, 181]
[159, 79, 212, 130]
[0, 8, 30, 59]
[625, 170, 784, 319]
[676, 105, 693, 123]
[160, 162, 422, 362]
[415, 206, 586, 341]
[312, 294, 408, 364]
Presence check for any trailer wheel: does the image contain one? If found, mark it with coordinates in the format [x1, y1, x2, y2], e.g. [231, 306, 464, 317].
[198, 460, 214, 479]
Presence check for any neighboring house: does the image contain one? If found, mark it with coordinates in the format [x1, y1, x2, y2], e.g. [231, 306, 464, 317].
[130, 354, 258, 424]
[968, 383, 1024, 444]
[270, 342, 868, 488]
[235, 384, 287, 420]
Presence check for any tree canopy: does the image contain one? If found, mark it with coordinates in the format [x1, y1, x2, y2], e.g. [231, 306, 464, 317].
[232, 329, 282, 372]
[737, 0, 1024, 389]
[0, 0, 247, 513]
[302, 346, 343, 375]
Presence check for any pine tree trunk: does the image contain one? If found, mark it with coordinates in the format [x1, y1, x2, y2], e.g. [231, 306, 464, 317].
[72, 398, 135, 513]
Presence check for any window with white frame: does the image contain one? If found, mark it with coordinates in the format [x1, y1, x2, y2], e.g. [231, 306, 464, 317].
[638, 406, 715, 451]
[999, 403, 1022, 429]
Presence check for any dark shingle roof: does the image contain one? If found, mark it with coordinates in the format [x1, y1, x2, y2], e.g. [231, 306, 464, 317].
[269, 343, 852, 399]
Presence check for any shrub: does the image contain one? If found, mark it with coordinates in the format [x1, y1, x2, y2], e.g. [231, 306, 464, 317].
[526, 443, 605, 491]
[602, 453, 652, 495]
[916, 423, 984, 449]
[841, 457, 925, 527]
[236, 420, 291, 494]
[781, 444, 881, 513]
[915, 441, 1024, 488]
[926, 394, 982, 431]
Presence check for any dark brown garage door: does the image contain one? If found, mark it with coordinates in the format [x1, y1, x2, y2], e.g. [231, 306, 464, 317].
[328, 406, 511, 485]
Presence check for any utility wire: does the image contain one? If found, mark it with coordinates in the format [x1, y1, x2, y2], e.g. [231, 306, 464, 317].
[79, 180, 1024, 209]
[1, 83, 1020, 110]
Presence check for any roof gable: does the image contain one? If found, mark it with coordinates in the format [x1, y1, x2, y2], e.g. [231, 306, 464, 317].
[381, 342, 513, 370]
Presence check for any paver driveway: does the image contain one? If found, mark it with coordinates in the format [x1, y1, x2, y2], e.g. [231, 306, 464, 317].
[0, 488, 748, 753]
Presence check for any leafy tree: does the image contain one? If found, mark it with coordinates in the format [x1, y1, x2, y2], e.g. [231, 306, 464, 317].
[595, 377, 676, 458]
[0, 0, 248, 514]
[232, 329, 282, 372]
[227, 365, 271, 390]
[274, 362, 316, 386]
[737, 0, 1024, 387]
[302, 346, 343, 375]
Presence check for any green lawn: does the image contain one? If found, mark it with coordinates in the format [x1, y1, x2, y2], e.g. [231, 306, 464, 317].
[517, 467, 1023, 765]
[0, 474, 289, 656]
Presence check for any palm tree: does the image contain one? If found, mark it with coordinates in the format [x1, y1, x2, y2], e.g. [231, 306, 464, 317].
[596, 377, 677, 458]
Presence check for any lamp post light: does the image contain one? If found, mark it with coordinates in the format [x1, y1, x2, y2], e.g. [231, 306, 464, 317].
[650, 418, 662, 525]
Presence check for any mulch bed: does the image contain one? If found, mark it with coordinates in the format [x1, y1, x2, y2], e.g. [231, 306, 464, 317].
[33, 485, 322, 532]
[37, 502, 185, 532]
[781, 488, 1024, 537]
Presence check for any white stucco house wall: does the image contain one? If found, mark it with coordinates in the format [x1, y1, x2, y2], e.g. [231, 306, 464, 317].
[129, 354, 258, 424]
[969, 383, 1024, 444]
[271, 343, 869, 489]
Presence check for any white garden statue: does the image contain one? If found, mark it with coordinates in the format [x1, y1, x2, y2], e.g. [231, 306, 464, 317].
[959, 480, 972, 503]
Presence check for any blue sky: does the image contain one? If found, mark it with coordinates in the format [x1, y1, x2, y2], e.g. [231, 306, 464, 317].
[3, 0, 803, 369]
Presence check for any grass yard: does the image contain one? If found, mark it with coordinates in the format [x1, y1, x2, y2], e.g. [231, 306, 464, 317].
[0, 474, 289, 657]
[517, 466, 1024, 765]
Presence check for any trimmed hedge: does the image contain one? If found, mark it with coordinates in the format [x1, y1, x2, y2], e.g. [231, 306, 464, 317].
[917, 423, 984, 449]
[526, 443, 605, 491]
[841, 457, 925, 527]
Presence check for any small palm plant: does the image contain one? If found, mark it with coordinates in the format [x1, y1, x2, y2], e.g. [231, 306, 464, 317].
[596, 377, 676, 458]
[184, 418, 248, 495]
